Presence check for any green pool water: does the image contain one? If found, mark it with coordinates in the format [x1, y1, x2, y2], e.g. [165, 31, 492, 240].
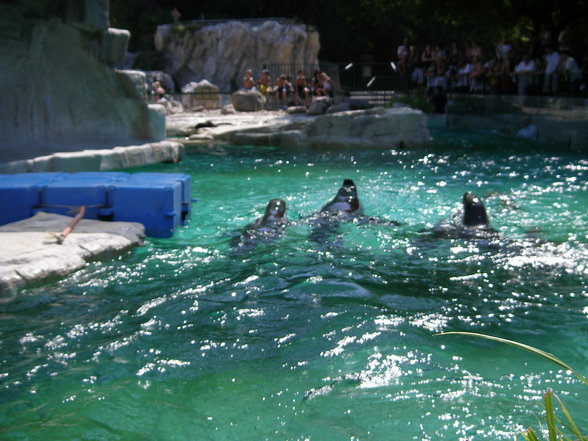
[1, 131, 587, 440]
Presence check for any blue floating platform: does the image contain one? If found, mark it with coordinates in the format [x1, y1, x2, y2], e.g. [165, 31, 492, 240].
[0, 172, 193, 238]
[0, 173, 68, 224]
[126, 172, 192, 224]
[110, 180, 183, 238]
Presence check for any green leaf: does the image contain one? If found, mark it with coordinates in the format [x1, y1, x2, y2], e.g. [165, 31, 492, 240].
[544, 390, 558, 441]
[521, 427, 541, 441]
[551, 392, 588, 441]
[436, 332, 588, 386]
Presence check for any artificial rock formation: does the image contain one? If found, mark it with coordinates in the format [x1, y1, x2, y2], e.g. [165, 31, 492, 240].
[154, 20, 320, 92]
[0, 212, 145, 297]
[0, 1, 165, 164]
[173, 107, 432, 149]
[182, 80, 222, 109]
[231, 89, 266, 112]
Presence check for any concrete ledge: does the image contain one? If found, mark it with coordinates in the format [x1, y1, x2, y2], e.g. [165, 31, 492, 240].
[0, 141, 184, 174]
[0, 212, 145, 298]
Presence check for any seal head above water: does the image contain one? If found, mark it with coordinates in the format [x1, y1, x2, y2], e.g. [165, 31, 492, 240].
[260, 198, 287, 225]
[320, 179, 362, 217]
[462, 192, 490, 227]
[231, 199, 288, 252]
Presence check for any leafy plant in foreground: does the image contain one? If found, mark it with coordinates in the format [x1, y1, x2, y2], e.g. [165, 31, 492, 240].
[437, 331, 587, 441]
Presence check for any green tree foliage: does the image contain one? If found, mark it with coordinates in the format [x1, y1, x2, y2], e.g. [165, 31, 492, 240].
[109, 0, 588, 61]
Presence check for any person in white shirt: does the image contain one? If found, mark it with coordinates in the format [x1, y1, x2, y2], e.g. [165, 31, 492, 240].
[455, 60, 471, 91]
[397, 38, 409, 76]
[543, 46, 560, 94]
[559, 51, 582, 95]
[515, 53, 537, 96]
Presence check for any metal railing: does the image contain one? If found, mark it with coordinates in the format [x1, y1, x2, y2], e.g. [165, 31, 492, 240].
[260, 61, 341, 92]
[336, 62, 587, 98]
[179, 17, 292, 27]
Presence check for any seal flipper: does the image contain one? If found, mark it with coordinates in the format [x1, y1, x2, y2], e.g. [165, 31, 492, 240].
[360, 216, 403, 226]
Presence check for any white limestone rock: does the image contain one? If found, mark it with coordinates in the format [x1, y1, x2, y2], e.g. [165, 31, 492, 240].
[307, 97, 331, 115]
[155, 20, 320, 92]
[286, 106, 308, 114]
[99, 28, 131, 65]
[181, 79, 221, 109]
[302, 107, 431, 147]
[327, 103, 351, 114]
[0, 212, 145, 296]
[157, 96, 185, 115]
[221, 104, 236, 114]
[231, 89, 266, 112]
[0, 5, 165, 165]
[0, 141, 184, 174]
[212, 107, 431, 148]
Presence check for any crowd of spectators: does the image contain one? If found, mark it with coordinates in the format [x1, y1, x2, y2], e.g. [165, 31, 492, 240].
[396, 36, 588, 99]
[242, 68, 334, 108]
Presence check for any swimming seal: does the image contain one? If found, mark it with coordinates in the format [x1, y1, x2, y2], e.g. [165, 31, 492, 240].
[462, 192, 490, 227]
[431, 191, 496, 240]
[231, 199, 288, 252]
[309, 179, 400, 244]
[320, 179, 363, 218]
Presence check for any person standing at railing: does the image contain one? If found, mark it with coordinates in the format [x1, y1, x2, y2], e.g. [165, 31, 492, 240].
[452, 58, 470, 92]
[409, 46, 425, 88]
[421, 44, 434, 72]
[274, 74, 293, 106]
[542, 46, 560, 95]
[514, 53, 537, 96]
[486, 57, 502, 94]
[446, 42, 461, 89]
[321, 72, 333, 97]
[152, 80, 165, 102]
[258, 69, 273, 103]
[243, 69, 256, 90]
[397, 38, 409, 77]
[495, 38, 511, 60]
[294, 70, 310, 106]
[170, 7, 181, 24]
[311, 70, 325, 97]
[558, 51, 582, 95]
[469, 56, 485, 93]
[498, 54, 514, 94]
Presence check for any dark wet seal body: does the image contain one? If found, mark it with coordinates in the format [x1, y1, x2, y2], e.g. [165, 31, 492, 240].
[431, 191, 497, 240]
[463, 191, 490, 227]
[320, 179, 363, 218]
[231, 199, 288, 252]
[310, 179, 400, 244]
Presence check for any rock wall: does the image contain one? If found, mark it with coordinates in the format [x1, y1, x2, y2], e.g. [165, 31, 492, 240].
[0, 1, 165, 164]
[155, 20, 320, 92]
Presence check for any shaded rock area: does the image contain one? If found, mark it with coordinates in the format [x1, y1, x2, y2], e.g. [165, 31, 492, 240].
[0, 1, 165, 164]
[171, 107, 431, 149]
[154, 20, 320, 92]
[0, 212, 145, 298]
